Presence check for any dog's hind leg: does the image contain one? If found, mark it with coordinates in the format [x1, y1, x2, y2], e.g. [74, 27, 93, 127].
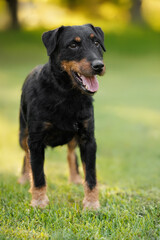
[18, 111, 30, 184]
[67, 138, 82, 184]
[18, 155, 30, 184]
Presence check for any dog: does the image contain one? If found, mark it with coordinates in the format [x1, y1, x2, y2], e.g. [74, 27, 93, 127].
[18, 24, 106, 210]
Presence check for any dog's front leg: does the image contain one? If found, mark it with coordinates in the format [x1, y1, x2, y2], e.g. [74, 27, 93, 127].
[79, 137, 100, 210]
[28, 137, 49, 208]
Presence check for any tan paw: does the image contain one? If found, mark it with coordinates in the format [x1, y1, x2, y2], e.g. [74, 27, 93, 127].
[30, 195, 49, 208]
[69, 174, 82, 184]
[18, 174, 30, 185]
[83, 199, 100, 210]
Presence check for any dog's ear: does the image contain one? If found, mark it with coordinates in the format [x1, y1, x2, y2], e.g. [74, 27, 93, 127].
[94, 27, 106, 52]
[42, 26, 64, 56]
[85, 24, 106, 52]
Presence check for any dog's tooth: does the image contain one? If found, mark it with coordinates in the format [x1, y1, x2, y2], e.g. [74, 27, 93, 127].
[86, 85, 88, 90]
[78, 73, 81, 77]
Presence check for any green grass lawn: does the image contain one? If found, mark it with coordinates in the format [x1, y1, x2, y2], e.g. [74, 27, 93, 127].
[0, 27, 160, 239]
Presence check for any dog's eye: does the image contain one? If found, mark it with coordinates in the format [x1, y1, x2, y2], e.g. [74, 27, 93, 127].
[69, 43, 78, 49]
[94, 41, 100, 47]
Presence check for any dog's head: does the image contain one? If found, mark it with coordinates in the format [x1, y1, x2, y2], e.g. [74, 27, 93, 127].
[42, 24, 106, 95]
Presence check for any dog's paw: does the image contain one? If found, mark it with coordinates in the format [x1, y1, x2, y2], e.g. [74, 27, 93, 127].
[83, 199, 100, 211]
[18, 174, 30, 185]
[30, 195, 49, 208]
[69, 174, 82, 185]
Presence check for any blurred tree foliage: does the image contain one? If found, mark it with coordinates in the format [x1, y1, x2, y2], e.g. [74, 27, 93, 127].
[1, 0, 159, 30]
[5, 0, 20, 29]
[62, 0, 144, 22]
[130, 0, 143, 23]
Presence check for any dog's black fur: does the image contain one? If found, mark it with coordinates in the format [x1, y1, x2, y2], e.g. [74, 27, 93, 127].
[19, 24, 105, 207]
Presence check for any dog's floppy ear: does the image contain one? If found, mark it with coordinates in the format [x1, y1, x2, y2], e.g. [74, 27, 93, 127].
[42, 26, 64, 56]
[94, 27, 106, 52]
[85, 24, 106, 52]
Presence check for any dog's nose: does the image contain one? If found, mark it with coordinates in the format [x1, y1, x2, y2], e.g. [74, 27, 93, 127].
[91, 60, 104, 73]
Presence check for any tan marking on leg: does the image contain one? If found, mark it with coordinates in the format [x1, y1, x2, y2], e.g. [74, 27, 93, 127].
[29, 160, 49, 208]
[18, 135, 31, 184]
[82, 162, 86, 178]
[67, 138, 82, 184]
[83, 182, 100, 210]
[21, 128, 28, 150]
[18, 155, 30, 184]
[30, 185, 49, 208]
[68, 138, 77, 149]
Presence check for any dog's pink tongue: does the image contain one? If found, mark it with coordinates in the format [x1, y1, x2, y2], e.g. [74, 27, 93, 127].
[81, 75, 99, 92]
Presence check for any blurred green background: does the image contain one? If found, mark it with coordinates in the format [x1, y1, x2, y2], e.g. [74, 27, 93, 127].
[0, 1, 160, 239]
[0, 0, 160, 189]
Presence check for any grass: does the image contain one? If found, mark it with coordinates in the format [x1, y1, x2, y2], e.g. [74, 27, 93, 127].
[0, 26, 160, 239]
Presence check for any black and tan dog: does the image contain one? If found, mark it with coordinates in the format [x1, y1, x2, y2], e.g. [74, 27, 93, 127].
[18, 24, 106, 210]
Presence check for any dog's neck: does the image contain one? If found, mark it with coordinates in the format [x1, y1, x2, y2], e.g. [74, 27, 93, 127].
[45, 58, 72, 93]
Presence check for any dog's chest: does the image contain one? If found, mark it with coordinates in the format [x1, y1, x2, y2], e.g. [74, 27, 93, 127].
[49, 96, 92, 130]
[43, 97, 92, 147]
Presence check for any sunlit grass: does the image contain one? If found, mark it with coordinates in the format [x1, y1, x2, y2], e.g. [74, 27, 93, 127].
[105, 106, 160, 128]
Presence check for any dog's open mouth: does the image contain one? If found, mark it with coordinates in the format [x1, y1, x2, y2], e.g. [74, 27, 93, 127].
[72, 72, 99, 93]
